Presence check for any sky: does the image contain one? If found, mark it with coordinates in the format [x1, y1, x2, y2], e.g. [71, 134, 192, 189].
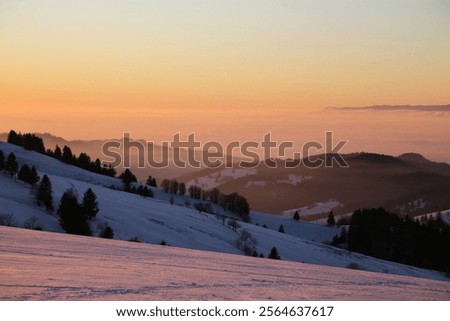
[1, 0, 449, 161]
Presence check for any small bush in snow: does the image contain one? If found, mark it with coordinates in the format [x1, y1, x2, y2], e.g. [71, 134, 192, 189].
[235, 229, 258, 256]
[227, 219, 241, 231]
[346, 262, 361, 270]
[99, 224, 114, 239]
[23, 216, 43, 230]
[0, 214, 16, 227]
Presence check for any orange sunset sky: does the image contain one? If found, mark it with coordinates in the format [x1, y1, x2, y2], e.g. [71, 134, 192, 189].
[1, 0, 449, 161]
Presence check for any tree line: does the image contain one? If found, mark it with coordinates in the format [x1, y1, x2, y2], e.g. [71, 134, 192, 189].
[333, 207, 450, 273]
[7, 130, 116, 177]
[159, 178, 250, 221]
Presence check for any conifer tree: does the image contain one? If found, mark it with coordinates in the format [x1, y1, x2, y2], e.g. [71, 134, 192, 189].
[0, 149, 5, 170]
[146, 175, 157, 187]
[54, 145, 62, 160]
[58, 188, 91, 236]
[268, 247, 281, 260]
[7, 130, 23, 146]
[100, 225, 114, 239]
[29, 166, 40, 186]
[36, 175, 54, 212]
[278, 224, 285, 233]
[22, 133, 45, 153]
[293, 211, 300, 221]
[17, 164, 32, 183]
[178, 182, 186, 196]
[119, 169, 137, 191]
[327, 211, 336, 226]
[81, 188, 99, 219]
[62, 145, 74, 164]
[161, 178, 170, 193]
[5, 152, 19, 176]
[169, 179, 179, 194]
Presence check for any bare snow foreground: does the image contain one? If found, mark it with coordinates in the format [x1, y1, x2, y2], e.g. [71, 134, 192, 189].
[0, 226, 448, 301]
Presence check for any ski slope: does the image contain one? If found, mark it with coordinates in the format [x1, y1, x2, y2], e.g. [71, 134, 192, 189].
[0, 142, 448, 285]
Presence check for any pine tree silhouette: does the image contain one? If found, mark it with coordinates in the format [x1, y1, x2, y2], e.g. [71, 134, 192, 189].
[29, 166, 40, 186]
[0, 149, 5, 170]
[17, 164, 32, 183]
[5, 153, 19, 176]
[58, 188, 91, 236]
[81, 188, 99, 219]
[327, 211, 336, 226]
[36, 175, 54, 212]
[268, 247, 281, 260]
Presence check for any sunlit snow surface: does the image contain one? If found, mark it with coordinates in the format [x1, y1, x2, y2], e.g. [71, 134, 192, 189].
[0, 227, 449, 301]
[0, 141, 449, 284]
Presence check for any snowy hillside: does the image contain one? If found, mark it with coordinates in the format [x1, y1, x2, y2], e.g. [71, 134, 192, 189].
[416, 209, 450, 226]
[282, 200, 344, 218]
[1, 226, 449, 300]
[0, 142, 448, 282]
[186, 168, 257, 190]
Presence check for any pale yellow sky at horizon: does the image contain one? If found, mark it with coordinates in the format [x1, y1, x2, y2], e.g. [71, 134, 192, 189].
[1, 0, 449, 161]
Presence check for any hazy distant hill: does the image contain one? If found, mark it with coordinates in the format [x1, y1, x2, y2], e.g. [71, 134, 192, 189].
[398, 152, 450, 177]
[179, 153, 450, 217]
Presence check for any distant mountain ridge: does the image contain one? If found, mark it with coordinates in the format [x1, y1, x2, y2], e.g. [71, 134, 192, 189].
[398, 152, 450, 177]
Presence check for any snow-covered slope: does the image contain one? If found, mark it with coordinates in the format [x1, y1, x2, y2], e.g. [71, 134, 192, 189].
[1, 226, 449, 300]
[186, 168, 257, 190]
[0, 142, 448, 282]
[416, 209, 450, 225]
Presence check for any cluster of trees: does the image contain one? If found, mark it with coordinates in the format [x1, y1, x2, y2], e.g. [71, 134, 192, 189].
[146, 175, 157, 188]
[119, 169, 153, 197]
[48, 145, 116, 177]
[58, 188, 99, 236]
[7, 130, 116, 177]
[0, 149, 54, 213]
[18, 164, 40, 186]
[188, 185, 203, 199]
[0, 150, 19, 176]
[161, 178, 186, 196]
[158, 178, 250, 221]
[338, 208, 450, 273]
[7, 130, 46, 154]
[119, 169, 137, 191]
[220, 192, 250, 221]
[0, 151, 108, 237]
